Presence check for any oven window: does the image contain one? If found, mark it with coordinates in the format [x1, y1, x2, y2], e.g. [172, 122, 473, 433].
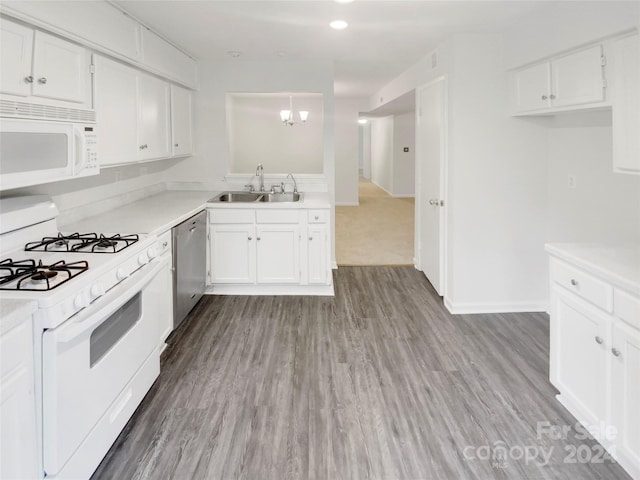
[90, 293, 141, 367]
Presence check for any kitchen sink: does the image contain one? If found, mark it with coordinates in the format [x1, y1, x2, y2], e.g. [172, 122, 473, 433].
[209, 191, 302, 203]
[259, 192, 302, 203]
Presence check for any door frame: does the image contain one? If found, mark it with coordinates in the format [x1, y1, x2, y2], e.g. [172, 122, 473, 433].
[414, 75, 448, 297]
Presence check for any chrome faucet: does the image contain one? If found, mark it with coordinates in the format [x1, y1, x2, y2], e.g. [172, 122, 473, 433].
[256, 164, 265, 192]
[286, 173, 298, 194]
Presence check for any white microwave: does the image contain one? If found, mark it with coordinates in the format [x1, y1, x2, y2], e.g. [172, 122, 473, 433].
[0, 119, 99, 191]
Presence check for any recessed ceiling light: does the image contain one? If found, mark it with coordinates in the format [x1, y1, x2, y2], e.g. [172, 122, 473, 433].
[330, 20, 348, 30]
[227, 51, 242, 58]
[358, 118, 368, 124]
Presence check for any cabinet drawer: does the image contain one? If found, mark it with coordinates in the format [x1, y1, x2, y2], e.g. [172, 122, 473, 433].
[550, 259, 613, 312]
[307, 209, 328, 223]
[208, 209, 254, 224]
[256, 210, 300, 224]
[614, 289, 640, 331]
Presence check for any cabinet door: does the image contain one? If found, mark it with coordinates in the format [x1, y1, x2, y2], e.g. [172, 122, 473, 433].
[210, 224, 256, 284]
[611, 320, 640, 475]
[307, 224, 329, 285]
[138, 73, 171, 161]
[550, 287, 609, 426]
[0, 18, 33, 97]
[95, 56, 139, 166]
[31, 30, 90, 104]
[551, 45, 604, 108]
[513, 62, 550, 112]
[256, 225, 300, 284]
[170, 85, 193, 157]
[612, 33, 640, 174]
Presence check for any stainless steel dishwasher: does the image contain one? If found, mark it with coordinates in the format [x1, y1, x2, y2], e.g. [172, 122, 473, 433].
[172, 210, 206, 328]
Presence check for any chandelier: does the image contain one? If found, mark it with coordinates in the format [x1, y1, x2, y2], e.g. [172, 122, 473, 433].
[280, 96, 309, 126]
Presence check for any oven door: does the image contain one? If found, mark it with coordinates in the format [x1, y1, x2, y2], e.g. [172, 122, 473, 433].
[41, 257, 168, 477]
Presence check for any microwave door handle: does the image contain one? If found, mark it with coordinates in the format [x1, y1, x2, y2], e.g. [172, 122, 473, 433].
[52, 259, 166, 344]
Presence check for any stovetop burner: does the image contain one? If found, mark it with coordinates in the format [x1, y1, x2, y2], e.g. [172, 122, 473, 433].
[0, 258, 89, 291]
[25, 233, 139, 254]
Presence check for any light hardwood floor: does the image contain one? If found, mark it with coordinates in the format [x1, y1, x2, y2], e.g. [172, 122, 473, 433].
[92, 267, 631, 480]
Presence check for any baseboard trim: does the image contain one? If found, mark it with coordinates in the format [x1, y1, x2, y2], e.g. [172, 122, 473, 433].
[391, 194, 415, 198]
[444, 297, 547, 314]
[335, 201, 359, 206]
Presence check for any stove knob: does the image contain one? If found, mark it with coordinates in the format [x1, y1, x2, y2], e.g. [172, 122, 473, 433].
[90, 283, 105, 298]
[74, 294, 88, 309]
[138, 253, 149, 266]
[147, 247, 158, 259]
[116, 267, 129, 280]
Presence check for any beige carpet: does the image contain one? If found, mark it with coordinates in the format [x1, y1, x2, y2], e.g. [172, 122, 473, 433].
[336, 178, 415, 266]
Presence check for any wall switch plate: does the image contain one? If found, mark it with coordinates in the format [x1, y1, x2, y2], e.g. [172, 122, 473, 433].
[568, 174, 577, 189]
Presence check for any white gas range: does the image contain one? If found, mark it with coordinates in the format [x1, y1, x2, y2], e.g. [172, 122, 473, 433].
[0, 196, 170, 480]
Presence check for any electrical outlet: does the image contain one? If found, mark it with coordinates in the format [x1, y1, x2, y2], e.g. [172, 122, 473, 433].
[568, 174, 577, 189]
[115, 170, 122, 182]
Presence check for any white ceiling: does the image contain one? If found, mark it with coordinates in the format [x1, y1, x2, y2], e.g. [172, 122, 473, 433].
[115, 1, 544, 99]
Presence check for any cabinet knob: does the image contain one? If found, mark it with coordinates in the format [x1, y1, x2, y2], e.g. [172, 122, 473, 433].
[550, 94, 556, 100]
[570, 279, 578, 286]
[541, 95, 548, 100]
[24, 75, 34, 83]
[611, 348, 621, 357]
[309, 237, 313, 241]
[140, 145, 145, 150]
[38, 77, 47, 84]
[257, 237, 261, 241]
[175, 143, 179, 147]
[248, 236, 252, 241]
[595, 336, 603, 344]
[314, 215, 319, 220]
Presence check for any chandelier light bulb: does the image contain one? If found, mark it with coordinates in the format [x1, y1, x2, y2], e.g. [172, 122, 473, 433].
[330, 20, 349, 30]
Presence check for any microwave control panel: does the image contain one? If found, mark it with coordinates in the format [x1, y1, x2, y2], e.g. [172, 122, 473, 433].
[82, 126, 98, 174]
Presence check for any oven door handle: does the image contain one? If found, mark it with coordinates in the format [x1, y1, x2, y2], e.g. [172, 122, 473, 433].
[54, 258, 167, 344]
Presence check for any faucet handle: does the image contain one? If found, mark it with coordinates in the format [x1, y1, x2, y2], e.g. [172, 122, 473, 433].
[244, 183, 255, 192]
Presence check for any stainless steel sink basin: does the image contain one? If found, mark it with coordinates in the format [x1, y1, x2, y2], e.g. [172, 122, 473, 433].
[210, 192, 263, 203]
[209, 191, 302, 203]
[259, 192, 302, 203]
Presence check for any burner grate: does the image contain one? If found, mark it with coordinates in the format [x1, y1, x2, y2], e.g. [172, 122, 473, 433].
[0, 258, 89, 291]
[25, 232, 139, 254]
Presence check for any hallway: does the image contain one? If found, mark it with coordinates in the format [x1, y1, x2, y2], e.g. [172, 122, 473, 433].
[335, 178, 414, 266]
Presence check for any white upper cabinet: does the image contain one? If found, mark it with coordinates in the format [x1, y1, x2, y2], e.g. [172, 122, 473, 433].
[96, 55, 171, 166]
[31, 30, 90, 104]
[141, 29, 197, 88]
[611, 32, 640, 174]
[511, 44, 605, 114]
[0, 19, 33, 97]
[0, 18, 92, 108]
[170, 85, 193, 157]
[95, 56, 139, 166]
[138, 73, 171, 161]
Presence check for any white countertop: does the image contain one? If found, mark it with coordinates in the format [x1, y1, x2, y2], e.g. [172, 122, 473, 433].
[1, 299, 37, 335]
[60, 190, 331, 237]
[545, 243, 640, 296]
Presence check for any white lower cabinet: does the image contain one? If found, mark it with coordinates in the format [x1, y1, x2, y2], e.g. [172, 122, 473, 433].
[548, 255, 640, 479]
[207, 205, 332, 295]
[1, 317, 38, 480]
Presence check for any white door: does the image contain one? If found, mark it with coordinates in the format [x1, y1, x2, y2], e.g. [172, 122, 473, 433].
[256, 225, 300, 284]
[170, 84, 193, 157]
[138, 73, 170, 161]
[416, 78, 446, 295]
[95, 55, 139, 166]
[0, 19, 33, 97]
[210, 224, 256, 284]
[31, 30, 89, 104]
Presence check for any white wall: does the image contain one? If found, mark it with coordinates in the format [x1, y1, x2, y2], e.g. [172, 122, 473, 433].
[546, 112, 640, 243]
[392, 111, 415, 196]
[228, 94, 324, 174]
[370, 116, 394, 194]
[335, 97, 366, 205]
